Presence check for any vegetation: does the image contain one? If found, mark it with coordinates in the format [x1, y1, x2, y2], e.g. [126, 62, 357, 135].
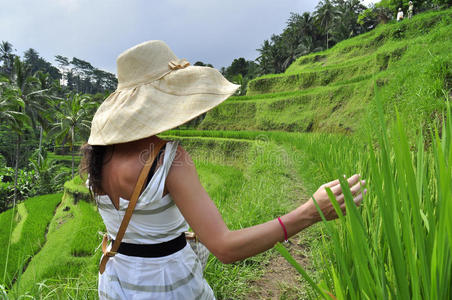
[50, 93, 94, 178]
[8, 180, 103, 298]
[0, 42, 109, 211]
[201, 8, 452, 143]
[0, 194, 62, 288]
[1, 1, 451, 299]
[2, 138, 303, 298]
[274, 102, 452, 299]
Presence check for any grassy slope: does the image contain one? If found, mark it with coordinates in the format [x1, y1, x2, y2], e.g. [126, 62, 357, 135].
[10, 182, 104, 298]
[0, 194, 62, 287]
[199, 9, 452, 136]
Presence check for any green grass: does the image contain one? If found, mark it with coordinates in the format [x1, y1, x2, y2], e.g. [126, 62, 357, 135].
[10, 203, 27, 244]
[199, 140, 303, 298]
[0, 194, 62, 287]
[47, 153, 81, 168]
[199, 80, 373, 134]
[10, 189, 104, 298]
[275, 101, 452, 299]
[160, 136, 253, 169]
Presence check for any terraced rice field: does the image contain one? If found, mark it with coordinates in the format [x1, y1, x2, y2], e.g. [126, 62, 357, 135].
[0, 194, 62, 289]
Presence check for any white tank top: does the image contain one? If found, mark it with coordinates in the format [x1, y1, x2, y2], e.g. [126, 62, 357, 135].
[96, 140, 189, 244]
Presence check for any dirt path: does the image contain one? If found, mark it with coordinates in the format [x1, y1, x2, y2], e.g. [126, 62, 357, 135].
[247, 238, 312, 299]
[247, 144, 314, 299]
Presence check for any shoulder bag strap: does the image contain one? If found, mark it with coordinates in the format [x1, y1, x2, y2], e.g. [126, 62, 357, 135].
[99, 139, 168, 274]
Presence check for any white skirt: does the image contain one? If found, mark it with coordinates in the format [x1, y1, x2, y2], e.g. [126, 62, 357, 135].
[98, 244, 215, 300]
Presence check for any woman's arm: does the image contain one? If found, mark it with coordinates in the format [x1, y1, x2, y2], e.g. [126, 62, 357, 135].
[166, 146, 365, 264]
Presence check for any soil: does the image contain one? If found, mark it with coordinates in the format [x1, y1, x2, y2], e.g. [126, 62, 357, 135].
[247, 237, 312, 300]
[247, 145, 314, 299]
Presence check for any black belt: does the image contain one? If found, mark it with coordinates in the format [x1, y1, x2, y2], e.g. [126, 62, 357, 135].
[112, 233, 186, 258]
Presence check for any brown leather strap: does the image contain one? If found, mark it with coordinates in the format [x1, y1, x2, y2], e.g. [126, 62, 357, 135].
[99, 139, 168, 274]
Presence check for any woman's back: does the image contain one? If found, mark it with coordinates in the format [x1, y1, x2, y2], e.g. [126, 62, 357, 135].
[96, 140, 215, 299]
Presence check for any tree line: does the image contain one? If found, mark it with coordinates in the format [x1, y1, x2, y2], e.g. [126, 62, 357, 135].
[0, 41, 108, 212]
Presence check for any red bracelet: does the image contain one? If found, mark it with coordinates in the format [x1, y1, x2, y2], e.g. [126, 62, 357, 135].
[277, 217, 288, 242]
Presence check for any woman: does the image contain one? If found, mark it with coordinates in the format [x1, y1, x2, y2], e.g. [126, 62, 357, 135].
[397, 7, 404, 21]
[82, 41, 365, 299]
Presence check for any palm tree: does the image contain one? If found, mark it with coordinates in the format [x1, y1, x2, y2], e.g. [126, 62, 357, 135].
[0, 74, 32, 285]
[257, 40, 275, 74]
[5, 57, 41, 206]
[11, 57, 53, 166]
[29, 150, 67, 195]
[0, 41, 14, 77]
[296, 35, 324, 57]
[30, 71, 62, 162]
[281, 13, 305, 70]
[0, 77, 29, 135]
[299, 12, 315, 37]
[10, 58, 61, 162]
[0, 76, 31, 208]
[50, 93, 93, 178]
[314, 0, 339, 49]
[333, 0, 367, 41]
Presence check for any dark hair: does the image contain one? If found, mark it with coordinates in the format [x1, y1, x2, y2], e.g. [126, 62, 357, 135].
[79, 143, 113, 196]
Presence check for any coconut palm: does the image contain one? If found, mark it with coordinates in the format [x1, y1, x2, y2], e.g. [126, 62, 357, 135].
[0, 77, 28, 131]
[50, 93, 93, 178]
[0, 75, 31, 207]
[314, 0, 339, 49]
[10, 58, 54, 167]
[12, 59, 60, 157]
[333, 0, 367, 41]
[30, 71, 62, 161]
[0, 41, 14, 77]
[281, 13, 305, 70]
[296, 35, 324, 57]
[256, 40, 275, 74]
[2, 58, 41, 207]
[299, 12, 315, 37]
[29, 150, 67, 195]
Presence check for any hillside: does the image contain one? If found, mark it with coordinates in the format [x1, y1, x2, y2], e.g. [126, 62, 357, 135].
[199, 9, 452, 135]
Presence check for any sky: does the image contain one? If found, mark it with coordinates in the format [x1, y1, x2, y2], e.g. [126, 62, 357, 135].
[0, 0, 378, 74]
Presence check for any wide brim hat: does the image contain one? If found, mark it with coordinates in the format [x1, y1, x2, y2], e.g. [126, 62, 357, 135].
[88, 40, 239, 145]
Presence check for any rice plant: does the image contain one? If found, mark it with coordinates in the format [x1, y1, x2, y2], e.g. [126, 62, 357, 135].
[276, 102, 452, 299]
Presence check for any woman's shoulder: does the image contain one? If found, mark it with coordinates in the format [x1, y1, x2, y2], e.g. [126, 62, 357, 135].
[164, 140, 196, 180]
[157, 138, 188, 162]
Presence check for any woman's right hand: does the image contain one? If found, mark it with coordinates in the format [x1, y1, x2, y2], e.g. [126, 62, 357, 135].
[301, 174, 366, 222]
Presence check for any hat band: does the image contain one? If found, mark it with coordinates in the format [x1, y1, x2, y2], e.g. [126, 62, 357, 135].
[117, 69, 172, 91]
[116, 59, 191, 91]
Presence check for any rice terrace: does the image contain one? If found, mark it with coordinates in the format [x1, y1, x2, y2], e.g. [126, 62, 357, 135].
[0, 0, 451, 299]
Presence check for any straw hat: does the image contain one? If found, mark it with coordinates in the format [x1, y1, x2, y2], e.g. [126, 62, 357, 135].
[88, 40, 239, 145]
